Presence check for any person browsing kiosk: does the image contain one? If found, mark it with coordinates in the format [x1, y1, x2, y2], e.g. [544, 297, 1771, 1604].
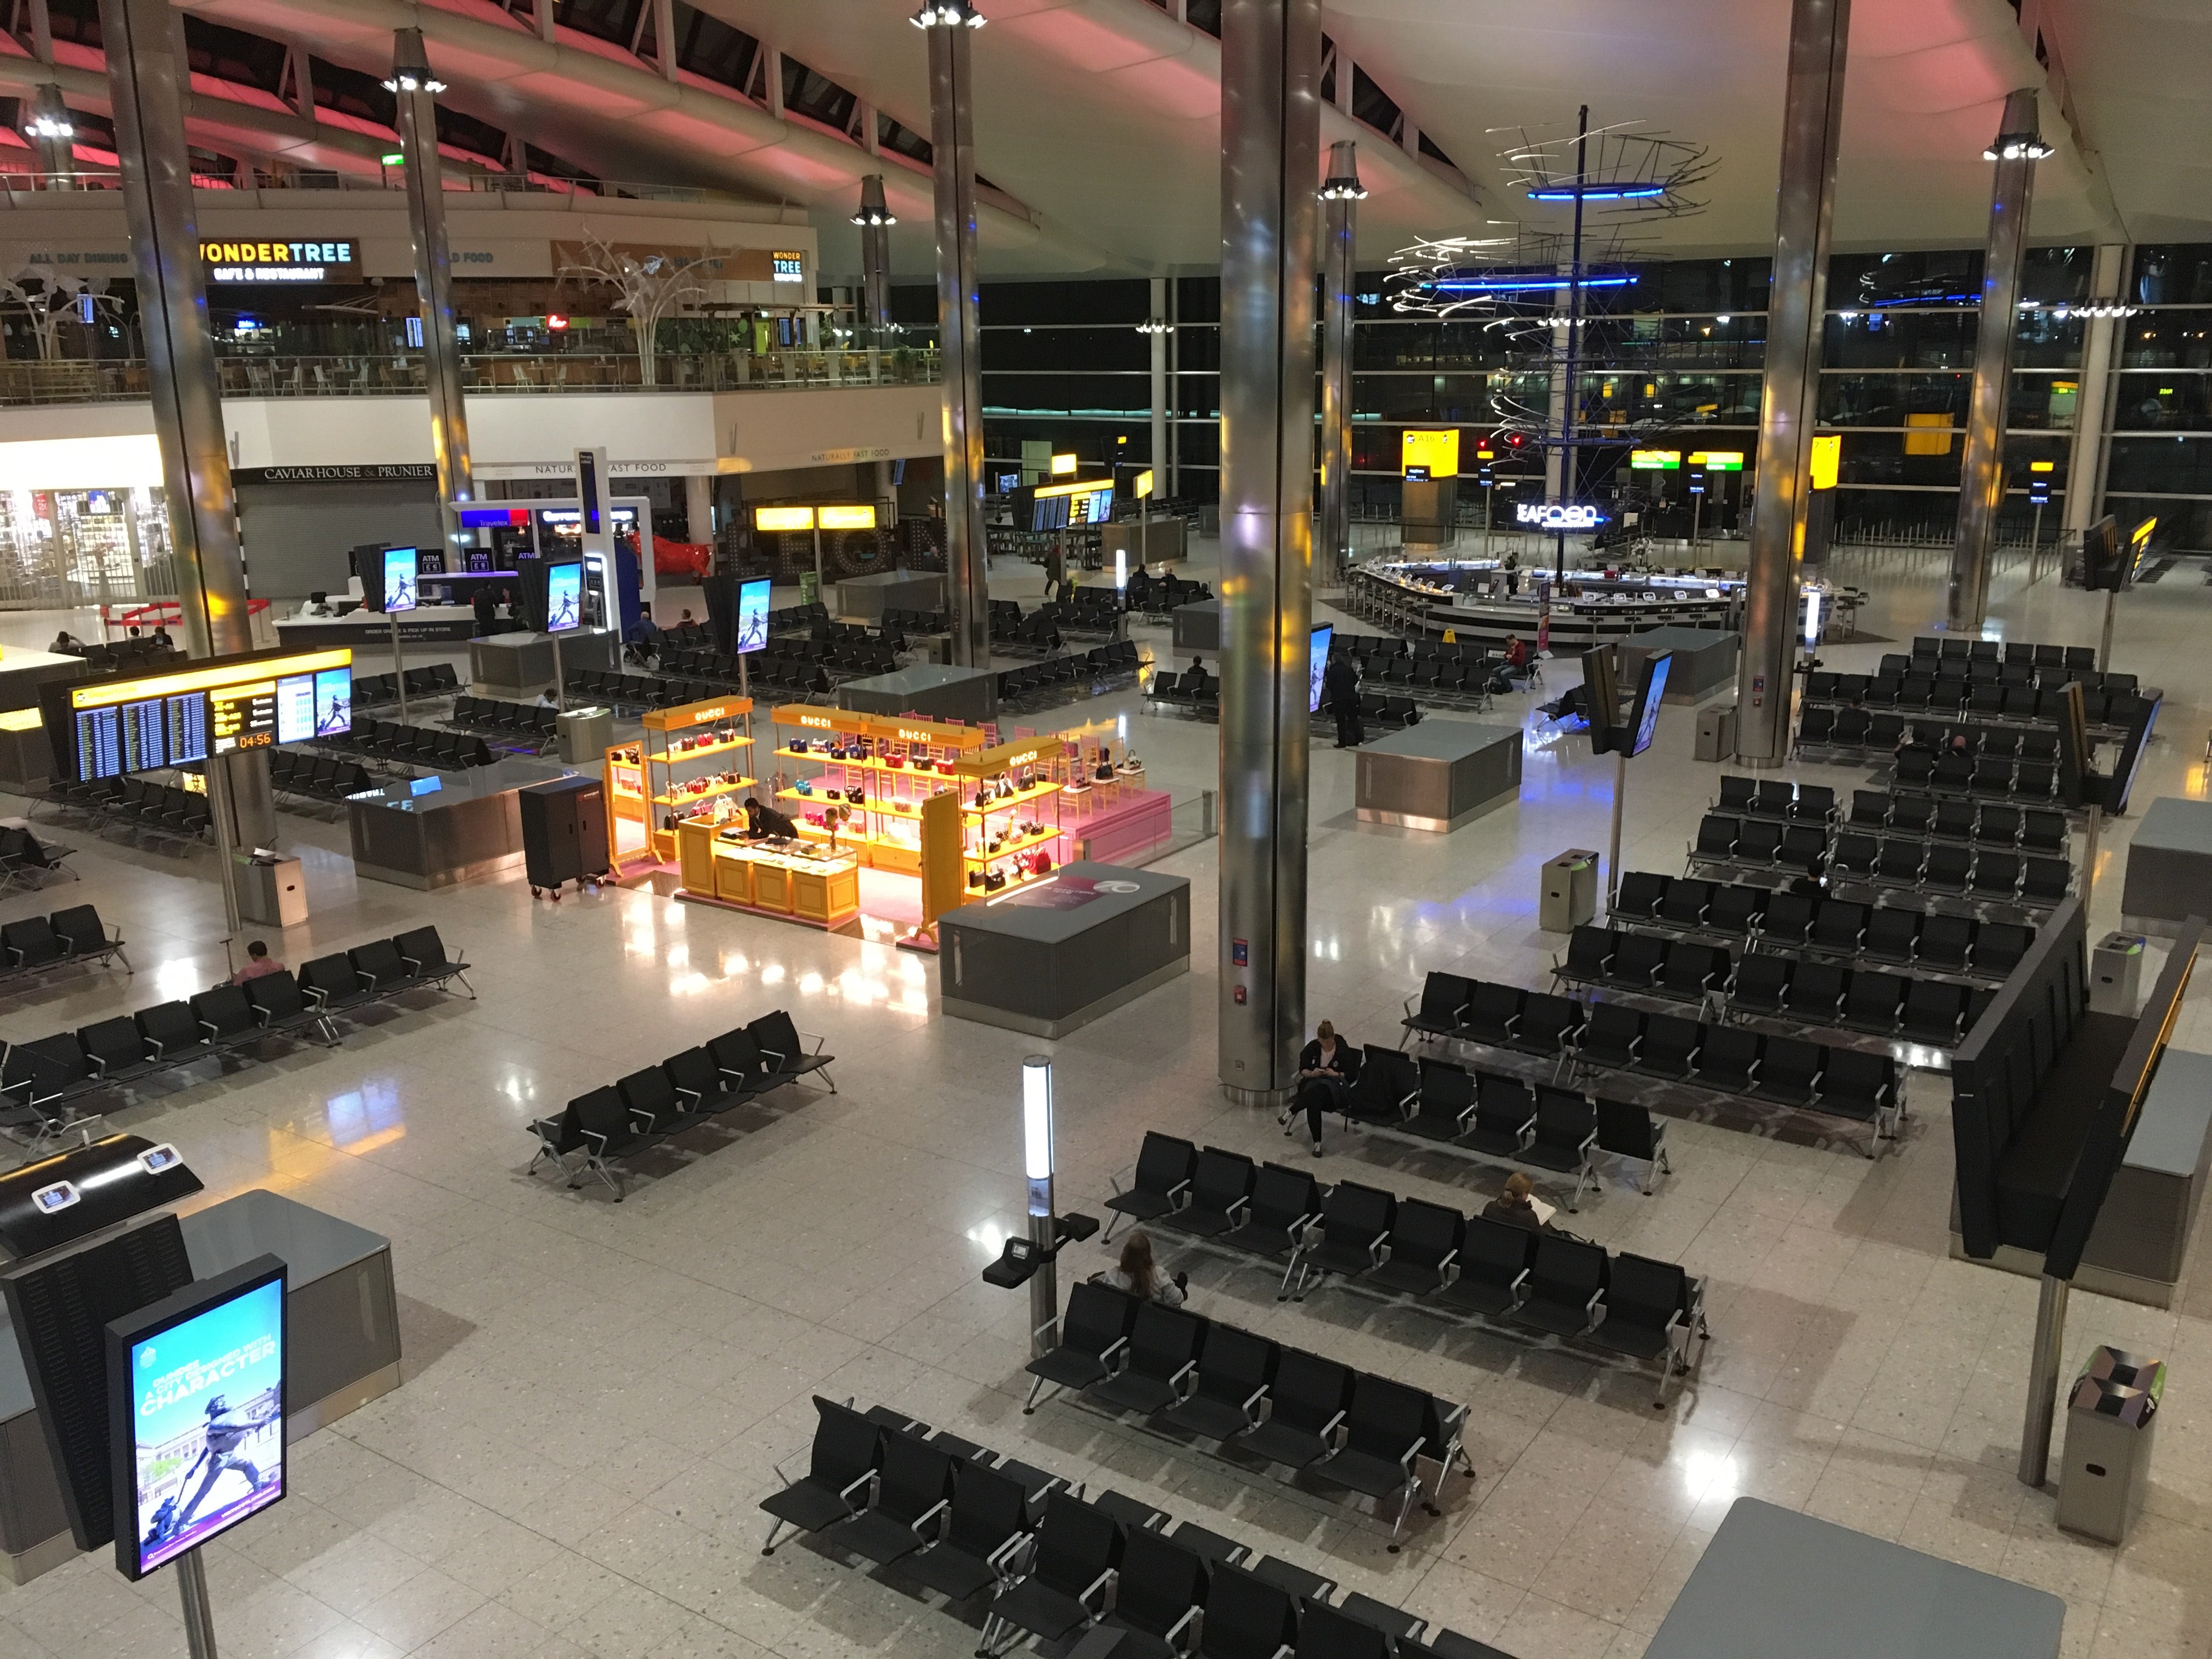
[742, 794, 799, 841]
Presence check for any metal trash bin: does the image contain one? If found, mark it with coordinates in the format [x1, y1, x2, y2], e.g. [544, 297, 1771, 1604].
[2090, 932, 2146, 1016]
[1541, 849, 1599, 932]
[234, 852, 307, 929]
[1694, 702, 1737, 762]
[556, 705, 613, 765]
[2056, 1346, 2163, 1544]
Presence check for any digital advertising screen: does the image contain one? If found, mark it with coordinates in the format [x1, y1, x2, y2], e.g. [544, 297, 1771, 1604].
[381, 548, 417, 614]
[545, 561, 583, 633]
[735, 578, 771, 654]
[106, 1257, 286, 1579]
[210, 678, 279, 754]
[1629, 652, 1672, 758]
[47, 648, 352, 781]
[1308, 624, 1333, 715]
[274, 667, 354, 745]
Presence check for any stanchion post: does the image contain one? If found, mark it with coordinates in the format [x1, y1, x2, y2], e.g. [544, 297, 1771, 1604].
[2019, 1273, 2070, 1487]
[551, 631, 565, 714]
[2082, 802, 2102, 916]
[1607, 748, 1627, 909]
[1023, 1056, 1057, 1358]
[391, 609, 409, 727]
[177, 1544, 219, 1658]
[2099, 586, 2117, 674]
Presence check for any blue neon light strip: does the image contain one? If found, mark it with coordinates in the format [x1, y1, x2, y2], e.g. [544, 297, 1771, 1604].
[1434, 276, 1638, 292]
[1527, 187, 1666, 201]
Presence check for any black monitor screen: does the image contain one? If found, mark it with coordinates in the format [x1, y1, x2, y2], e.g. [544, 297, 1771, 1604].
[1629, 653, 1672, 757]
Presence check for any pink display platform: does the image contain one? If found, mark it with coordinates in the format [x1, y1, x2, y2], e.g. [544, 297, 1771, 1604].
[1058, 783, 1174, 864]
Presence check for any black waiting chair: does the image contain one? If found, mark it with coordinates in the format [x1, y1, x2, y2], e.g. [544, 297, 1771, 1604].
[1237, 1348, 1352, 1471]
[1308, 1374, 1436, 1547]
[1172, 1147, 1257, 1238]
[1092, 1304, 1208, 1416]
[1226, 1164, 1323, 1279]
[1367, 1199, 1464, 1297]
[902, 1463, 1032, 1601]
[1512, 1234, 1608, 1339]
[1435, 1215, 1532, 1319]
[1099, 1528, 1210, 1657]
[1288, 1181, 1396, 1299]
[980, 1493, 1125, 1656]
[1160, 1326, 1278, 1441]
[1024, 1281, 1136, 1412]
[758, 1396, 881, 1555]
[1104, 1131, 1197, 1242]
[826, 1431, 956, 1567]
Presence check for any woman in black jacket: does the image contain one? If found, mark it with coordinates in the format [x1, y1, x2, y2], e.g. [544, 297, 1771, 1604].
[1281, 1020, 1361, 1155]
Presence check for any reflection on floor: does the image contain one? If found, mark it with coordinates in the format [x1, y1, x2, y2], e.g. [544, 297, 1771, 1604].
[0, 543, 2203, 1659]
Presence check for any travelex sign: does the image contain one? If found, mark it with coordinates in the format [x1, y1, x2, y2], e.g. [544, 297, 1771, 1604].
[1515, 502, 1605, 531]
[200, 239, 359, 284]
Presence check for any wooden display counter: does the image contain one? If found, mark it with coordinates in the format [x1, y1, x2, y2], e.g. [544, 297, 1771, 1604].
[675, 819, 861, 929]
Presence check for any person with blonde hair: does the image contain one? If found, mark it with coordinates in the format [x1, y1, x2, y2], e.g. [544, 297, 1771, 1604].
[1103, 1229, 1186, 1307]
[1483, 1171, 1548, 1233]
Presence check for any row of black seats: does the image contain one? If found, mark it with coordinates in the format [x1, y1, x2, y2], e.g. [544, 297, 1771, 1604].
[0, 927, 466, 1142]
[1401, 972, 1901, 1148]
[1903, 635, 2096, 669]
[566, 670, 733, 709]
[1816, 669, 2146, 722]
[996, 642, 1140, 702]
[763, 1395, 1503, 1658]
[1714, 776, 1837, 823]
[1556, 926, 1993, 1048]
[0, 825, 73, 892]
[1686, 814, 1830, 876]
[340, 723, 494, 770]
[353, 665, 459, 706]
[1026, 1279, 1471, 1548]
[1848, 789, 2068, 853]
[267, 751, 376, 804]
[44, 776, 207, 845]
[1329, 632, 1493, 668]
[878, 605, 946, 633]
[0, 904, 125, 990]
[1310, 1046, 1671, 1204]
[526, 1011, 834, 1200]
[447, 695, 557, 738]
[1827, 831, 2072, 907]
[1125, 571, 1212, 616]
[765, 602, 830, 635]
[1614, 871, 2033, 980]
[1892, 742, 2069, 803]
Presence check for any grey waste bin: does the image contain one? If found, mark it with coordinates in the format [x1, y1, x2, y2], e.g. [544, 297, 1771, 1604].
[1541, 849, 1599, 932]
[557, 705, 614, 765]
[2056, 1346, 2163, 1544]
[234, 853, 307, 928]
[2090, 932, 2146, 1016]
[1694, 703, 1737, 762]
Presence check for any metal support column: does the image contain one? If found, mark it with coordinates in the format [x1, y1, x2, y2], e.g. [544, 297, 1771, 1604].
[855, 174, 898, 507]
[1149, 275, 1169, 515]
[392, 29, 475, 562]
[1318, 142, 1362, 589]
[2019, 1272, 2070, 1487]
[177, 1546, 220, 1658]
[1217, 0, 1319, 1108]
[2065, 243, 2128, 547]
[26, 83, 74, 186]
[1949, 88, 2045, 634]
[1736, 0, 1849, 765]
[99, 0, 271, 866]
[921, 2, 990, 668]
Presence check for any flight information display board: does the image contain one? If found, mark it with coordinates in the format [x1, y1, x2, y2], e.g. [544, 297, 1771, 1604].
[1027, 480, 1116, 531]
[44, 648, 353, 784]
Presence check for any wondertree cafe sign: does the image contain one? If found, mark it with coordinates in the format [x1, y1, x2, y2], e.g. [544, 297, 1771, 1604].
[199, 239, 362, 285]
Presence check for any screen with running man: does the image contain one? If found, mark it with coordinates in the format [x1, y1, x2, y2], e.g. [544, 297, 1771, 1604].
[381, 547, 417, 614]
[736, 577, 770, 653]
[109, 1261, 286, 1578]
[545, 561, 583, 633]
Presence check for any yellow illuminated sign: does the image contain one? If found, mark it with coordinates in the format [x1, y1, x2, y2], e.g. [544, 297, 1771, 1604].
[1629, 449, 1682, 471]
[1035, 478, 1114, 500]
[754, 506, 814, 531]
[817, 505, 878, 531]
[1050, 453, 1079, 476]
[1809, 434, 1841, 491]
[1686, 450, 1745, 471]
[2029, 460, 2056, 473]
[1134, 470, 1155, 499]
[1904, 414, 1954, 456]
[69, 648, 353, 712]
[2131, 517, 2158, 549]
[1401, 429, 1460, 479]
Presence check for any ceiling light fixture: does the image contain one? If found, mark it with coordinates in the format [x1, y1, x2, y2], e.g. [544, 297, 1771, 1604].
[911, 1, 986, 26]
[381, 72, 447, 93]
[1135, 319, 1173, 336]
[23, 115, 71, 140]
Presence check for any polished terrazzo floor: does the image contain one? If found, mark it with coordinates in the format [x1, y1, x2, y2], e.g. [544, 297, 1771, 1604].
[0, 540, 2207, 1658]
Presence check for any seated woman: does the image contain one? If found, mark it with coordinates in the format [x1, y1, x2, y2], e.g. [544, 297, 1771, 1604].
[1281, 1019, 1361, 1156]
[1482, 1171, 1551, 1233]
[1101, 1229, 1187, 1307]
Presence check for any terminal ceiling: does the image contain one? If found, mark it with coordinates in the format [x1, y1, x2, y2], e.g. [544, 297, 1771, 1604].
[162, 0, 2212, 276]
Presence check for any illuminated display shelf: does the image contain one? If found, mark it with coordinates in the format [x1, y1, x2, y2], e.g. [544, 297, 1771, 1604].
[964, 779, 1062, 817]
[966, 823, 1058, 867]
[774, 746, 961, 778]
[654, 773, 758, 808]
[651, 735, 753, 763]
[778, 786, 940, 821]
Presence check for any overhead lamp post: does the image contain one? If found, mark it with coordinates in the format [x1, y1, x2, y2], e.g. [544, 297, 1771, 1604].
[24, 84, 73, 188]
[916, 0, 990, 666]
[1022, 1056, 1057, 1358]
[1318, 140, 1365, 589]
[853, 174, 897, 504]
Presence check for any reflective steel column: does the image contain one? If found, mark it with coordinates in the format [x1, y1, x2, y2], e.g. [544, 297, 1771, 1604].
[99, 0, 270, 875]
[1217, 0, 1319, 1107]
[26, 84, 74, 187]
[1148, 276, 1169, 509]
[855, 175, 895, 350]
[1949, 89, 2046, 634]
[2064, 244, 2128, 543]
[1317, 142, 1363, 588]
[392, 29, 474, 558]
[919, 2, 990, 668]
[1736, 0, 1849, 764]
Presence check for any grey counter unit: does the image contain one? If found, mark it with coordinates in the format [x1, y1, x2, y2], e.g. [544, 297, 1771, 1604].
[836, 569, 945, 622]
[1617, 625, 1741, 703]
[1103, 518, 1186, 566]
[1170, 599, 1220, 658]
[0, 1189, 400, 1583]
[469, 627, 617, 695]
[2076, 1046, 2212, 1306]
[838, 663, 998, 723]
[2122, 798, 2212, 939]
[0, 719, 48, 796]
[347, 755, 571, 889]
[1645, 1497, 2063, 1659]
[940, 861, 1190, 1038]
[1356, 720, 1522, 833]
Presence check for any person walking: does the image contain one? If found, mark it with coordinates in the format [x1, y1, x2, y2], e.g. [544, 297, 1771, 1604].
[1323, 651, 1363, 748]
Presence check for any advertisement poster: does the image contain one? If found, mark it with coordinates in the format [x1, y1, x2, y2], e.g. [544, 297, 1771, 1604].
[1308, 624, 1333, 715]
[127, 1277, 285, 1574]
[1631, 654, 1672, 758]
[735, 577, 771, 654]
[546, 561, 583, 633]
[381, 547, 417, 614]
